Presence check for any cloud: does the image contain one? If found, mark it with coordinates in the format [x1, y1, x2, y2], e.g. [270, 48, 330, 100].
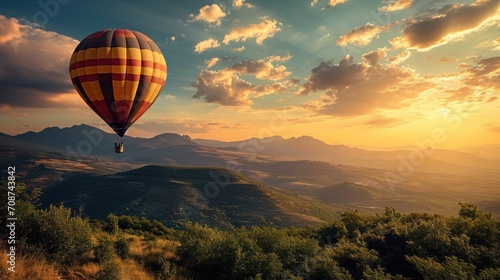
[229, 59, 291, 80]
[444, 87, 474, 102]
[192, 58, 292, 106]
[190, 4, 227, 26]
[337, 23, 393, 46]
[299, 55, 433, 116]
[0, 15, 81, 108]
[328, 0, 348, 7]
[194, 37, 220, 53]
[267, 54, 292, 63]
[232, 0, 255, 9]
[0, 15, 21, 43]
[232, 46, 246, 52]
[378, 0, 414, 12]
[205, 57, 220, 69]
[223, 18, 281, 45]
[390, 0, 500, 50]
[460, 56, 500, 90]
[311, 0, 318, 7]
[136, 118, 250, 134]
[387, 50, 411, 64]
[477, 37, 500, 51]
[362, 49, 387, 66]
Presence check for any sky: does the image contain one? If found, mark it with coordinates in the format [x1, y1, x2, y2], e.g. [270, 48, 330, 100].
[0, 0, 498, 148]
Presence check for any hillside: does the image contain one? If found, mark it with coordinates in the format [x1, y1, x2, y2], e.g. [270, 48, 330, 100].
[4, 125, 500, 219]
[313, 181, 376, 204]
[40, 165, 342, 228]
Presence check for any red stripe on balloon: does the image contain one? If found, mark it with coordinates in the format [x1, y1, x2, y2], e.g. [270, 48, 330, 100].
[114, 100, 134, 123]
[90, 100, 114, 124]
[70, 58, 165, 71]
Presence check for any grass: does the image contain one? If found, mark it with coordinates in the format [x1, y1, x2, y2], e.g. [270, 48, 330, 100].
[0, 232, 179, 280]
[0, 246, 59, 280]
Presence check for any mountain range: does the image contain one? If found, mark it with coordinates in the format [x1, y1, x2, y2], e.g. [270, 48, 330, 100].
[2, 124, 500, 223]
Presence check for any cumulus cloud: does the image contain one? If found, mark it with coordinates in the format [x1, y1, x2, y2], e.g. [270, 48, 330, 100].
[190, 4, 227, 26]
[192, 58, 292, 106]
[0, 15, 81, 108]
[362, 49, 387, 66]
[328, 0, 348, 7]
[460, 56, 500, 90]
[194, 37, 220, 53]
[311, 0, 318, 7]
[299, 53, 500, 117]
[232, 46, 246, 52]
[378, 0, 414, 12]
[205, 57, 220, 69]
[387, 50, 411, 64]
[232, 0, 255, 9]
[337, 23, 393, 46]
[0, 16, 21, 43]
[267, 54, 292, 63]
[299, 55, 432, 116]
[230, 60, 291, 80]
[390, 0, 500, 50]
[223, 19, 281, 45]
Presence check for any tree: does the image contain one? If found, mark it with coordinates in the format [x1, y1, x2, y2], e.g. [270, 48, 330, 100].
[18, 204, 92, 265]
[104, 214, 119, 235]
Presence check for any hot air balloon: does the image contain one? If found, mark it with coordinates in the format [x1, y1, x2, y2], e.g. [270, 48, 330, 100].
[69, 29, 167, 153]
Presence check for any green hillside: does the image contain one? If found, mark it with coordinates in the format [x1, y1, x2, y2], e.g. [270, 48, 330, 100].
[41, 165, 344, 228]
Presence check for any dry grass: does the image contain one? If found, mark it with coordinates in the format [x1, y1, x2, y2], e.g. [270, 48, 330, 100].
[120, 258, 154, 280]
[0, 235, 182, 280]
[0, 249, 59, 280]
[129, 236, 178, 261]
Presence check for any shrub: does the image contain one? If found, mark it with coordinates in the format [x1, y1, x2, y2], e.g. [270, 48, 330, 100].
[96, 261, 122, 280]
[114, 237, 130, 259]
[18, 204, 92, 265]
[104, 214, 119, 235]
[94, 238, 115, 264]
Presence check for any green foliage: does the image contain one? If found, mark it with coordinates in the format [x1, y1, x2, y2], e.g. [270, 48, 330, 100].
[104, 213, 119, 235]
[18, 204, 92, 265]
[94, 238, 115, 264]
[8, 186, 500, 280]
[114, 237, 130, 259]
[478, 268, 500, 280]
[116, 215, 175, 236]
[95, 261, 122, 280]
[177, 223, 349, 279]
[173, 204, 500, 279]
[308, 247, 352, 280]
[459, 202, 492, 220]
[146, 257, 176, 280]
[329, 239, 379, 279]
[407, 256, 476, 280]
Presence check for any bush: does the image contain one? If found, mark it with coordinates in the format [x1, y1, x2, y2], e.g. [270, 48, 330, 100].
[114, 237, 130, 259]
[104, 214, 119, 235]
[149, 257, 176, 280]
[94, 238, 115, 264]
[18, 204, 92, 265]
[96, 261, 122, 280]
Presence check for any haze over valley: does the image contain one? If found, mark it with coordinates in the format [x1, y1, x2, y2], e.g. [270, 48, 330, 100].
[3, 124, 499, 225]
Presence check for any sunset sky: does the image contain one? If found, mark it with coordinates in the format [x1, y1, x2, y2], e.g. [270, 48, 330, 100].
[0, 0, 498, 148]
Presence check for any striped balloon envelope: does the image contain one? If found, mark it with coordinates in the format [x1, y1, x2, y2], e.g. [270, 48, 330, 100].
[69, 29, 167, 137]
